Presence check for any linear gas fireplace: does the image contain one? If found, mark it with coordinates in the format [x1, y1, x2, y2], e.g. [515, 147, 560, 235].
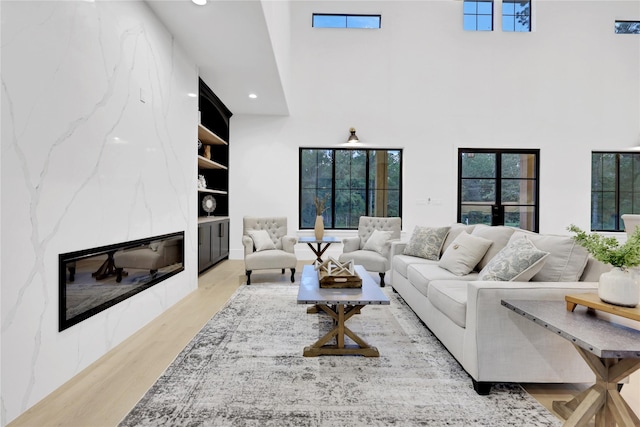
[59, 231, 185, 331]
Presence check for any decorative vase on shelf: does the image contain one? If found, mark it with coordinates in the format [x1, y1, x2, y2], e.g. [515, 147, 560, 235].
[598, 267, 640, 308]
[314, 215, 324, 240]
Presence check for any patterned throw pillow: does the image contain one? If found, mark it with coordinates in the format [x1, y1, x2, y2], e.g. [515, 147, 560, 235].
[477, 236, 549, 282]
[403, 226, 450, 260]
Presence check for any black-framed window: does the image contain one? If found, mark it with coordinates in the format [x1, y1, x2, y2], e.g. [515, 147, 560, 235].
[591, 152, 640, 231]
[299, 148, 402, 229]
[458, 148, 539, 232]
[615, 21, 640, 34]
[464, 0, 493, 31]
[312, 14, 381, 29]
[502, 0, 531, 32]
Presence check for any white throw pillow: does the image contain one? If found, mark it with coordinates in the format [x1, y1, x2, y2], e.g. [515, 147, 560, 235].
[247, 230, 276, 252]
[403, 226, 450, 260]
[438, 232, 493, 276]
[362, 229, 393, 255]
[477, 236, 549, 282]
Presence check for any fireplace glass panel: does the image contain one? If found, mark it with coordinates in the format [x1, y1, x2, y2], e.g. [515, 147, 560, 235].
[59, 231, 184, 331]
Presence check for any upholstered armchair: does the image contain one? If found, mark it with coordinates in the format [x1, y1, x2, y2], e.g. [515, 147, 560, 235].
[338, 216, 401, 287]
[242, 216, 298, 285]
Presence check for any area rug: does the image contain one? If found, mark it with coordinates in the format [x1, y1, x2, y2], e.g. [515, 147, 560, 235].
[120, 283, 561, 426]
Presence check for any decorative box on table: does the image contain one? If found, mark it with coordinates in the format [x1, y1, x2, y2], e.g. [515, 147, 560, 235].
[314, 258, 362, 288]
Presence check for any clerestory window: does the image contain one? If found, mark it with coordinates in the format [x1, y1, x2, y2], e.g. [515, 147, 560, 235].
[312, 14, 381, 29]
[464, 1, 494, 31]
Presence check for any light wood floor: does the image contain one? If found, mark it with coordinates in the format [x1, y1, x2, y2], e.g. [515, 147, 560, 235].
[8, 260, 639, 427]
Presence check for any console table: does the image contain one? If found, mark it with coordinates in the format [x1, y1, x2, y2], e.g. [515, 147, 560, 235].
[298, 236, 341, 263]
[502, 299, 640, 427]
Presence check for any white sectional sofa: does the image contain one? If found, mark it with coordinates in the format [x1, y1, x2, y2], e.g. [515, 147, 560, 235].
[390, 223, 611, 394]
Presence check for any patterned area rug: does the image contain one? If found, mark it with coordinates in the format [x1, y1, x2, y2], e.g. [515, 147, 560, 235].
[120, 283, 561, 426]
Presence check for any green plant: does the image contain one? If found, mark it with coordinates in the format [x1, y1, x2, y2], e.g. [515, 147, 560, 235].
[567, 224, 640, 269]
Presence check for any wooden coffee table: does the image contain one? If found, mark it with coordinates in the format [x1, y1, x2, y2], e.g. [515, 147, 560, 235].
[297, 264, 390, 357]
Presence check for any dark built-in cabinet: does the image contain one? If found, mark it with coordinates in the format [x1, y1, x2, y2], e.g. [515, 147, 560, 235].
[198, 78, 232, 273]
[198, 217, 229, 273]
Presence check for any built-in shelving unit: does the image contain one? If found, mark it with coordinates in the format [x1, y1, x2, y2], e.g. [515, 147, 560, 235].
[197, 155, 227, 170]
[197, 78, 232, 273]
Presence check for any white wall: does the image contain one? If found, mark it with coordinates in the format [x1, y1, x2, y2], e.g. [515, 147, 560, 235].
[0, 1, 198, 424]
[229, 0, 640, 261]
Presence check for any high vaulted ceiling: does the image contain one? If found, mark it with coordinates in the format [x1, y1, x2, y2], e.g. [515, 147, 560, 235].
[146, 0, 289, 116]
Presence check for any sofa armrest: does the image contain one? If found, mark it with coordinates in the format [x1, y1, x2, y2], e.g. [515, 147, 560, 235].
[462, 280, 599, 380]
[342, 236, 360, 253]
[282, 235, 297, 253]
[391, 241, 407, 257]
[242, 236, 254, 256]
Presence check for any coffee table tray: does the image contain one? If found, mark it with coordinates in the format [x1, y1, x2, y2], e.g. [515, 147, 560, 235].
[319, 269, 362, 288]
[565, 293, 640, 322]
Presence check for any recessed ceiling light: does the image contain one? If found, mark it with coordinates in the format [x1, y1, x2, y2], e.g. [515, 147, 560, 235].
[249, 93, 258, 99]
[192, 0, 207, 5]
[187, 92, 198, 98]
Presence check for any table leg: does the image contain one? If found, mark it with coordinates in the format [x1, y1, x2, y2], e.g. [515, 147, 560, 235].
[552, 345, 640, 427]
[303, 303, 379, 357]
[306, 242, 333, 263]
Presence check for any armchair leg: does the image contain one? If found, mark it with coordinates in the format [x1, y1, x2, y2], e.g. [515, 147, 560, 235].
[282, 268, 285, 274]
[246, 270, 252, 285]
[290, 268, 296, 283]
[379, 272, 386, 287]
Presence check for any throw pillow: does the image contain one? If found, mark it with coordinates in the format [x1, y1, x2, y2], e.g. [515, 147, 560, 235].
[477, 236, 549, 282]
[403, 226, 450, 260]
[508, 232, 590, 282]
[247, 229, 276, 252]
[362, 229, 393, 255]
[470, 225, 517, 270]
[438, 232, 493, 276]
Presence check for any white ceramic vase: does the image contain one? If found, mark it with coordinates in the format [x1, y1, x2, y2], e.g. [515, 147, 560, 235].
[314, 215, 324, 240]
[598, 267, 640, 307]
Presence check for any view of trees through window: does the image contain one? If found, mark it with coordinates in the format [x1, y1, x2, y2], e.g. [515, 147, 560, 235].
[300, 148, 402, 229]
[458, 149, 539, 232]
[592, 152, 640, 232]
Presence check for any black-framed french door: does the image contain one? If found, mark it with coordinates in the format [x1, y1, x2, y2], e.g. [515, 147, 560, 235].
[457, 148, 540, 232]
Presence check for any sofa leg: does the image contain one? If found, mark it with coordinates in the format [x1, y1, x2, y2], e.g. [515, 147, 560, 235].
[282, 268, 285, 274]
[379, 272, 386, 287]
[246, 270, 252, 285]
[290, 268, 296, 283]
[472, 380, 493, 395]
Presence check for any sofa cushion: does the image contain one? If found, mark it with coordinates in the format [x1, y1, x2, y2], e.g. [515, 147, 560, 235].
[477, 236, 549, 281]
[441, 224, 477, 254]
[362, 229, 393, 255]
[471, 225, 517, 270]
[509, 232, 590, 282]
[407, 263, 478, 297]
[438, 232, 493, 276]
[247, 230, 276, 252]
[427, 280, 468, 328]
[403, 226, 450, 260]
[392, 255, 436, 278]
